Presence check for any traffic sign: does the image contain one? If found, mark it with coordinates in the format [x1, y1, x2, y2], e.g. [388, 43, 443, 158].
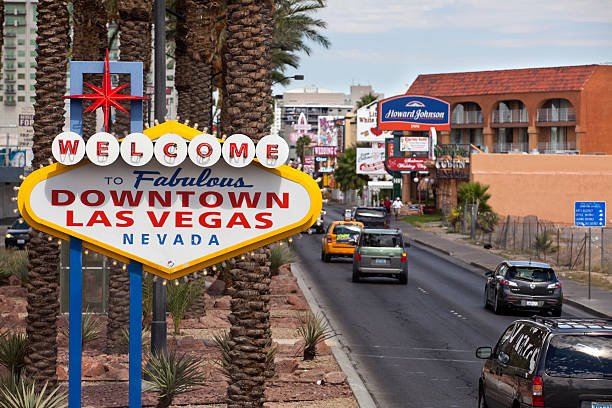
[574, 201, 606, 227]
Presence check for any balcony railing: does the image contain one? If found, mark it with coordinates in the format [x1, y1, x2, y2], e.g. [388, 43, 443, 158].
[536, 107, 576, 122]
[491, 143, 529, 153]
[491, 109, 528, 124]
[537, 141, 578, 154]
[451, 110, 483, 125]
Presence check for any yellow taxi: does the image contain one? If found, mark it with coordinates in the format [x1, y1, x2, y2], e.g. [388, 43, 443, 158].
[321, 221, 364, 262]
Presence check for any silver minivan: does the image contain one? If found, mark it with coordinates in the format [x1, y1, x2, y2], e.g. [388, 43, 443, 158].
[352, 229, 408, 284]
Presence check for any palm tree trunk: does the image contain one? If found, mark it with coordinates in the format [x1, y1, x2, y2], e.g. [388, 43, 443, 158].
[106, 0, 153, 351]
[0, 1, 4, 73]
[24, 0, 70, 388]
[223, 1, 275, 406]
[72, 0, 108, 138]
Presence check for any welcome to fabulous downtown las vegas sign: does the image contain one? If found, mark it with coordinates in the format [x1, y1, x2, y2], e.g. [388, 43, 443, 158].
[18, 121, 322, 280]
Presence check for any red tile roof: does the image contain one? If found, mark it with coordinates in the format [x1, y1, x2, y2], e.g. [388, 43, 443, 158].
[407, 65, 599, 97]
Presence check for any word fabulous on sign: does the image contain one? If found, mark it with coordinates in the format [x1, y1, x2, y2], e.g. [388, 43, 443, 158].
[52, 131, 289, 169]
[20, 121, 322, 279]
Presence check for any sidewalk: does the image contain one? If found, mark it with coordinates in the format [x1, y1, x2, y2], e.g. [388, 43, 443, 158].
[393, 218, 611, 318]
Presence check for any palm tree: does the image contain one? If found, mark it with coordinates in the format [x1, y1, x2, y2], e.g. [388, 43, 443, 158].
[222, 1, 275, 406]
[355, 92, 378, 110]
[24, 0, 70, 388]
[106, 0, 154, 353]
[457, 181, 493, 213]
[334, 147, 368, 192]
[72, 0, 108, 137]
[295, 134, 311, 167]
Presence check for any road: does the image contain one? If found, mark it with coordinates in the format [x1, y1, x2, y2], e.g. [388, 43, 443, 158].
[293, 205, 595, 408]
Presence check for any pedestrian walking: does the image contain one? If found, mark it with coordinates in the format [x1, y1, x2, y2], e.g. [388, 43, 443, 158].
[383, 196, 392, 214]
[392, 197, 403, 220]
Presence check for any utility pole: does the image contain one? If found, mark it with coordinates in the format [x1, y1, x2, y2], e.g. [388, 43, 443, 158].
[151, 0, 167, 356]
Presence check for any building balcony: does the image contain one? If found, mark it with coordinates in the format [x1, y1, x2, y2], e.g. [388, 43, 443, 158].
[4, 31, 16, 37]
[491, 143, 529, 153]
[537, 141, 578, 154]
[4, 100, 16, 106]
[536, 107, 576, 123]
[5, 89, 16, 94]
[491, 110, 528, 125]
[451, 110, 483, 125]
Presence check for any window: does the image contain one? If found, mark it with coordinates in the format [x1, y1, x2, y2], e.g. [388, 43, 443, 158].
[507, 322, 546, 373]
[5, 39, 15, 47]
[0, 96, 3, 102]
[17, 73, 25, 80]
[17, 27, 26, 35]
[59, 244, 109, 313]
[507, 267, 556, 282]
[18, 85, 25, 91]
[550, 127, 567, 149]
[30, 74, 36, 80]
[31, 50, 37, 57]
[360, 233, 403, 248]
[332, 224, 362, 236]
[17, 39, 25, 46]
[30, 97, 35, 103]
[30, 85, 35, 91]
[166, 75, 174, 81]
[5, 62, 14, 70]
[17, 62, 25, 68]
[18, 96, 25, 102]
[17, 50, 26, 57]
[545, 334, 612, 378]
[494, 324, 516, 363]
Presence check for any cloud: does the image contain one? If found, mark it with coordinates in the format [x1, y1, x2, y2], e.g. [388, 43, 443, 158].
[320, 0, 612, 34]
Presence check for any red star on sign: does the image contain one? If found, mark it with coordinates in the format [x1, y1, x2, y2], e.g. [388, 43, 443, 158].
[65, 49, 149, 132]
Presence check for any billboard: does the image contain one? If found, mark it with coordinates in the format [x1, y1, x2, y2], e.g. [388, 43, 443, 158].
[377, 95, 450, 131]
[289, 112, 316, 144]
[357, 104, 392, 142]
[317, 116, 343, 147]
[356, 147, 386, 175]
[400, 136, 429, 152]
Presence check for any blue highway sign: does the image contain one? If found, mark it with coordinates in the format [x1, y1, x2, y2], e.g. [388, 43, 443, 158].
[574, 201, 606, 227]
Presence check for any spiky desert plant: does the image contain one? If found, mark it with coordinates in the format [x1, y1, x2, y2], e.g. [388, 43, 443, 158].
[7, 250, 29, 285]
[0, 376, 67, 408]
[166, 280, 203, 335]
[211, 331, 231, 379]
[143, 350, 205, 408]
[120, 326, 151, 351]
[269, 244, 295, 276]
[60, 310, 101, 348]
[296, 313, 333, 361]
[0, 332, 27, 378]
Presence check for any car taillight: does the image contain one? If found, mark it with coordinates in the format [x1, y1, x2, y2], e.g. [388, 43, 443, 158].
[500, 279, 510, 286]
[384, 220, 387, 228]
[355, 253, 361, 261]
[401, 253, 406, 263]
[326, 236, 332, 243]
[532, 375, 544, 407]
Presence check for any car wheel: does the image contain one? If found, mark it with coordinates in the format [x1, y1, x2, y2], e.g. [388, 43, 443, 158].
[352, 267, 360, 283]
[493, 290, 504, 315]
[478, 386, 489, 408]
[551, 307, 562, 317]
[321, 249, 325, 261]
[483, 287, 490, 309]
[324, 252, 331, 263]
[398, 271, 407, 285]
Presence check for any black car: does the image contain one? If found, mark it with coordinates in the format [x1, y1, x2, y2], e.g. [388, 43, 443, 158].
[308, 209, 326, 234]
[5, 218, 30, 249]
[353, 207, 388, 228]
[476, 317, 612, 408]
[484, 261, 562, 316]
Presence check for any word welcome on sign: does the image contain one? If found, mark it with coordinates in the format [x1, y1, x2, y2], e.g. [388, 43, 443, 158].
[52, 131, 289, 169]
[19, 121, 322, 279]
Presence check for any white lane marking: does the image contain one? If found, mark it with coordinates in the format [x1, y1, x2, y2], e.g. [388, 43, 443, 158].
[418, 287, 429, 294]
[353, 353, 480, 363]
[349, 345, 472, 352]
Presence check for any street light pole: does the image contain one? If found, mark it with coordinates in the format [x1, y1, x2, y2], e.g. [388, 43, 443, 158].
[151, 0, 167, 356]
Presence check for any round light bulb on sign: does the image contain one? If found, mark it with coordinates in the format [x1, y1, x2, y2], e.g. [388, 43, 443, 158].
[188, 133, 221, 167]
[222, 134, 255, 168]
[154, 133, 188, 167]
[413, 177, 419, 183]
[255, 135, 289, 168]
[52, 132, 85, 165]
[120, 133, 153, 166]
[86, 132, 120, 166]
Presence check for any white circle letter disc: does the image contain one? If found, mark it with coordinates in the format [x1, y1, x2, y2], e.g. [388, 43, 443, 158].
[222, 134, 255, 168]
[121, 133, 154, 166]
[256, 135, 289, 168]
[154, 133, 188, 167]
[86, 132, 120, 166]
[52, 132, 85, 165]
[188, 133, 221, 167]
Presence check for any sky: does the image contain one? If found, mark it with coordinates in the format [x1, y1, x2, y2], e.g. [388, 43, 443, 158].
[272, 0, 612, 99]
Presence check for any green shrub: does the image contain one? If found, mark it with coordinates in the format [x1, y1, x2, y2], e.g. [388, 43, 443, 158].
[0, 332, 26, 377]
[296, 313, 333, 360]
[0, 250, 28, 284]
[143, 350, 205, 408]
[269, 244, 295, 275]
[166, 280, 203, 335]
[0, 375, 67, 408]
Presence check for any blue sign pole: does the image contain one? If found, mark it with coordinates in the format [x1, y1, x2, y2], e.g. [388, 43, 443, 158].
[68, 238, 82, 408]
[129, 262, 143, 408]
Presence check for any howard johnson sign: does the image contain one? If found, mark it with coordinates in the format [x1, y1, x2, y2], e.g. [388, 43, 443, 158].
[377, 95, 450, 131]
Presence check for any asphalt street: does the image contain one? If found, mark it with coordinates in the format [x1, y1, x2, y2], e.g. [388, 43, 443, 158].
[293, 206, 595, 408]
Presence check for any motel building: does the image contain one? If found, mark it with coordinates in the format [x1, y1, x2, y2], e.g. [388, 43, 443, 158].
[401, 64, 612, 223]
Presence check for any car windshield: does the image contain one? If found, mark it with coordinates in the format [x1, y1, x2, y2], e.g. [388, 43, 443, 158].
[10, 219, 28, 230]
[333, 225, 362, 235]
[545, 334, 612, 378]
[361, 233, 403, 248]
[355, 209, 386, 218]
[507, 267, 556, 282]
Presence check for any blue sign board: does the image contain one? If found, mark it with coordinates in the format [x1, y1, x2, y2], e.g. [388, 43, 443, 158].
[377, 94, 450, 131]
[574, 201, 606, 227]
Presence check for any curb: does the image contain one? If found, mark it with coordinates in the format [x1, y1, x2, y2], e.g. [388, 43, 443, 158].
[291, 262, 378, 408]
[410, 239, 610, 318]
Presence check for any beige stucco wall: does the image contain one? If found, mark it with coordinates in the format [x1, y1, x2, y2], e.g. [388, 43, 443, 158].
[471, 154, 612, 224]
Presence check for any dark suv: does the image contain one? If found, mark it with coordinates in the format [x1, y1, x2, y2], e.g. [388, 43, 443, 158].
[5, 218, 30, 249]
[353, 207, 388, 228]
[484, 261, 563, 316]
[476, 317, 612, 408]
